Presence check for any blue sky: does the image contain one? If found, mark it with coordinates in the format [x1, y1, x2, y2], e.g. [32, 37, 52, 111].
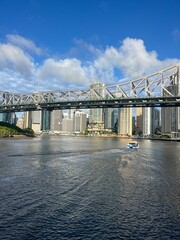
[0, 0, 179, 93]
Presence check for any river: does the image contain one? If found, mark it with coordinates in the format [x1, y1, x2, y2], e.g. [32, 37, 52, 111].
[0, 136, 179, 239]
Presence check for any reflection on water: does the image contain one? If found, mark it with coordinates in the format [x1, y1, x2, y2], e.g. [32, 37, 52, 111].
[0, 136, 179, 239]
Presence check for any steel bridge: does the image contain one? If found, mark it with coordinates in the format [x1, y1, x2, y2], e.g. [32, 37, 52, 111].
[0, 63, 180, 113]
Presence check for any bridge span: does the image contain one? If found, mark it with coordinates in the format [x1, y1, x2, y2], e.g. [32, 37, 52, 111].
[0, 63, 180, 113]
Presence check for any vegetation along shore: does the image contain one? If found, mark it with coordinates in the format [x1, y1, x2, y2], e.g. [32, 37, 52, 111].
[0, 122, 35, 138]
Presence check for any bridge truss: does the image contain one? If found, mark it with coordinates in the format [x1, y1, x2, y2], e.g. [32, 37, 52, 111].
[0, 63, 180, 112]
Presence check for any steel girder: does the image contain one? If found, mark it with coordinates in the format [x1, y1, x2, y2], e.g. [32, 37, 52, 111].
[0, 63, 180, 112]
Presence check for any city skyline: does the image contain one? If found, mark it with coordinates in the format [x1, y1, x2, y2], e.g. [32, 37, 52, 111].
[0, 0, 180, 94]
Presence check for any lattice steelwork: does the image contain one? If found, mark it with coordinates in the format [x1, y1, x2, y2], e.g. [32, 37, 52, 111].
[0, 63, 180, 112]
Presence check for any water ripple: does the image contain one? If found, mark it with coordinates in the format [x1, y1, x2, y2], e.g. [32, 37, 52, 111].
[0, 137, 179, 239]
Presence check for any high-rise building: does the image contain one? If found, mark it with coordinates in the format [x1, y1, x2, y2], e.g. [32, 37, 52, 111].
[132, 116, 136, 133]
[136, 107, 143, 134]
[23, 111, 32, 129]
[143, 107, 152, 136]
[161, 106, 179, 133]
[31, 111, 42, 133]
[24, 110, 50, 132]
[136, 106, 160, 137]
[89, 82, 104, 124]
[118, 108, 132, 136]
[51, 110, 63, 132]
[41, 110, 51, 131]
[161, 80, 180, 134]
[0, 112, 16, 125]
[88, 82, 105, 133]
[104, 108, 113, 130]
[112, 109, 118, 132]
[73, 110, 87, 133]
[68, 109, 74, 119]
[152, 108, 160, 133]
[62, 118, 73, 134]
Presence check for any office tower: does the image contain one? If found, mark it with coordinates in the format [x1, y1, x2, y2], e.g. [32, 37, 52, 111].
[73, 110, 87, 133]
[51, 110, 63, 132]
[104, 108, 113, 130]
[161, 80, 180, 134]
[136, 107, 143, 134]
[0, 112, 16, 125]
[142, 107, 160, 136]
[161, 107, 179, 133]
[62, 118, 73, 134]
[23, 111, 32, 129]
[10, 112, 16, 125]
[161, 107, 170, 133]
[41, 110, 51, 131]
[89, 82, 104, 132]
[152, 108, 160, 133]
[112, 109, 118, 132]
[118, 107, 132, 136]
[132, 116, 136, 133]
[68, 109, 74, 119]
[31, 111, 42, 133]
[143, 107, 152, 136]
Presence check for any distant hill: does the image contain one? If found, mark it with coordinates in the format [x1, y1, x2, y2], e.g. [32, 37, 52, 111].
[0, 122, 35, 137]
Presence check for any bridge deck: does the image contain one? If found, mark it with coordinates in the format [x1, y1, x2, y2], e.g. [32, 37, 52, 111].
[0, 63, 180, 112]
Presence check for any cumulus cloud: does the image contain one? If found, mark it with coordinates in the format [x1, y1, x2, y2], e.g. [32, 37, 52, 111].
[0, 70, 36, 93]
[94, 38, 179, 80]
[0, 34, 179, 93]
[37, 58, 88, 89]
[117, 38, 159, 78]
[6, 34, 43, 55]
[0, 43, 35, 77]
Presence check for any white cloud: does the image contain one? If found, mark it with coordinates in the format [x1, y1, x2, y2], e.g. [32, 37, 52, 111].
[0, 35, 179, 93]
[117, 38, 159, 78]
[0, 69, 36, 93]
[0, 43, 35, 77]
[6, 34, 43, 55]
[37, 58, 89, 89]
[94, 38, 179, 80]
[36, 57, 116, 90]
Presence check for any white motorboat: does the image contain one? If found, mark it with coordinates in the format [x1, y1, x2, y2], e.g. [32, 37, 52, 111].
[126, 141, 139, 149]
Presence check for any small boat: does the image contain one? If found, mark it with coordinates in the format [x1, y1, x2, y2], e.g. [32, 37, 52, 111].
[126, 141, 139, 149]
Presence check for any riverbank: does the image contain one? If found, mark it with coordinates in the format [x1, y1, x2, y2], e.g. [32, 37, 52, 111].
[36, 133, 180, 141]
[0, 122, 35, 138]
[131, 136, 180, 142]
[0, 134, 35, 139]
[149, 137, 180, 142]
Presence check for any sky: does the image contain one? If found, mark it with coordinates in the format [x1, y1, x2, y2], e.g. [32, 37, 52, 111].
[0, 0, 180, 93]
